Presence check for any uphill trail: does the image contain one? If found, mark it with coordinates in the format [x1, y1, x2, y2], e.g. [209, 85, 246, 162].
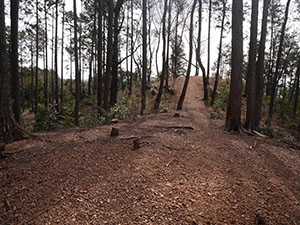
[1, 76, 300, 224]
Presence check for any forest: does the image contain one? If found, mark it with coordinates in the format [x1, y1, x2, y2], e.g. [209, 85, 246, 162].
[0, 0, 300, 141]
[1, 0, 300, 224]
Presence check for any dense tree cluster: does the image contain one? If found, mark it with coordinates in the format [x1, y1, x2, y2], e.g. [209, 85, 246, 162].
[1, 0, 300, 143]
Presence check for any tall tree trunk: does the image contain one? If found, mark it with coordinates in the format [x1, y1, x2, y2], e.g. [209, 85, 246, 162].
[110, 0, 125, 106]
[88, 3, 96, 97]
[20, 47, 24, 112]
[293, 57, 300, 116]
[54, 0, 59, 109]
[244, 0, 259, 131]
[207, 0, 212, 85]
[224, 0, 243, 132]
[98, 0, 103, 109]
[267, 0, 291, 125]
[10, 0, 20, 123]
[51, 9, 55, 103]
[126, 1, 129, 90]
[196, 0, 208, 101]
[129, 0, 134, 96]
[104, 0, 114, 110]
[177, 0, 197, 110]
[70, 51, 72, 93]
[165, 0, 172, 88]
[44, 0, 48, 108]
[141, 0, 147, 115]
[254, 0, 270, 129]
[147, 1, 153, 83]
[31, 39, 34, 112]
[60, 1, 65, 111]
[35, 0, 39, 113]
[154, 0, 168, 111]
[74, 0, 80, 125]
[0, 0, 27, 143]
[211, 0, 227, 106]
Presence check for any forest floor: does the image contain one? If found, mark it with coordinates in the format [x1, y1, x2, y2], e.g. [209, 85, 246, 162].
[1, 76, 300, 225]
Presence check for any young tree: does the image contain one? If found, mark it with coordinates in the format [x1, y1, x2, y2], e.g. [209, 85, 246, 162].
[0, 0, 27, 143]
[195, 0, 208, 101]
[35, 0, 39, 113]
[141, 0, 147, 115]
[293, 57, 300, 116]
[155, 0, 168, 111]
[224, 0, 243, 132]
[74, 0, 80, 125]
[97, 0, 103, 109]
[54, 0, 59, 109]
[177, 0, 197, 110]
[44, 0, 49, 108]
[211, 0, 228, 106]
[267, 0, 292, 125]
[61, 0, 65, 110]
[10, 0, 20, 123]
[244, 0, 259, 131]
[207, 0, 212, 84]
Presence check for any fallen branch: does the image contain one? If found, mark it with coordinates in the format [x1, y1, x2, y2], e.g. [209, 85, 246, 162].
[253, 130, 268, 138]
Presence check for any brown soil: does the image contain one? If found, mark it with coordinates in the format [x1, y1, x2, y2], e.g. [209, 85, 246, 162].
[1, 77, 300, 225]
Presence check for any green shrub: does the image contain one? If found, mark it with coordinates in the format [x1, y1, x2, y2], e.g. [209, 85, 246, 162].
[33, 104, 62, 131]
[213, 81, 230, 112]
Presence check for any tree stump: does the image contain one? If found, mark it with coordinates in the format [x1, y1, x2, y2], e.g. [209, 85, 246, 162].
[173, 113, 180, 118]
[110, 128, 119, 137]
[132, 138, 140, 150]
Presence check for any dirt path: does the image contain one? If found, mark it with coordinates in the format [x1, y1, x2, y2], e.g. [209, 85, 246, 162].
[1, 77, 300, 225]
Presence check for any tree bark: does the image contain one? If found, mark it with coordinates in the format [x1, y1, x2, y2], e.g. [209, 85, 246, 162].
[254, 0, 270, 129]
[177, 0, 197, 110]
[0, 0, 27, 143]
[244, 0, 259, 131]
[224, 0, 243, 132]
[293, 57, 300, 116]
[10, 0, 20, 123]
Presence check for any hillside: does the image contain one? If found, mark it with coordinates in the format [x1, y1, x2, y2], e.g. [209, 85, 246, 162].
[1, 76, 300, 224]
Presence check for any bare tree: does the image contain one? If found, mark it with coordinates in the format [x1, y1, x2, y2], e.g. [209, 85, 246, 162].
[267, 0, 292, 125]
[177, 0, 197, 110]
